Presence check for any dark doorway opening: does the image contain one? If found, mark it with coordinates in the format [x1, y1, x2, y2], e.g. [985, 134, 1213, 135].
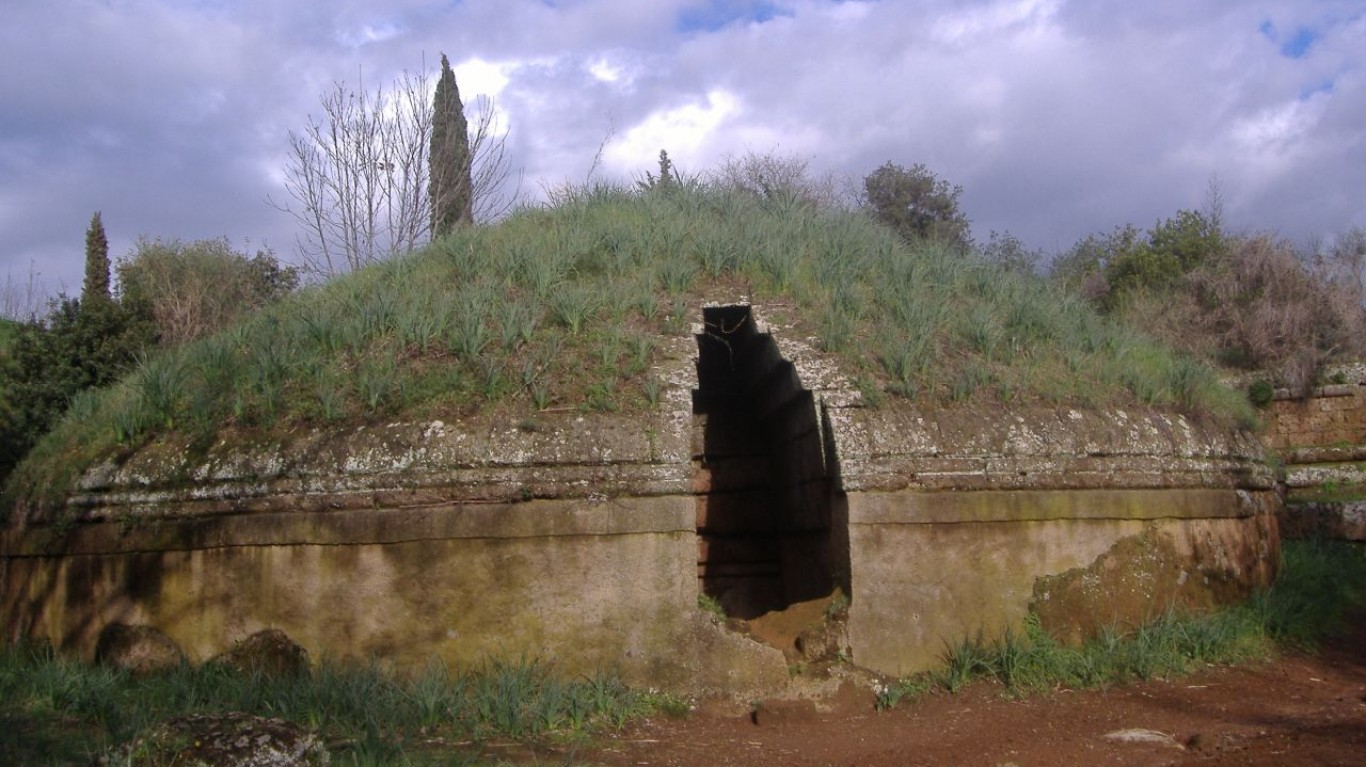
[692, 305, 847, 621]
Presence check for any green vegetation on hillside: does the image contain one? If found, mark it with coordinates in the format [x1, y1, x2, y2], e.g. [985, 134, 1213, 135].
[0, 317, 17, 353]
[0, 319, 18, 466]
[3, 181, 1253, 520]
[1050, 211, 1366, 396]
[0, 236, 297, 499]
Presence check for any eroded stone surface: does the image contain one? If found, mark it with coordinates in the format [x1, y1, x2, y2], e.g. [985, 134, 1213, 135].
[1280, 501, 1366, 541]
[1030, 515, 1280, 645]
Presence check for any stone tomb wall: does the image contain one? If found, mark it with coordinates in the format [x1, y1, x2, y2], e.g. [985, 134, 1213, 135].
[1264, 377, 1366, 455]
[0, 350, 792, 697]
[2, 305, 1281, 693]
[1260, 366, 1366, 540]
[774, 327, 1280, 676]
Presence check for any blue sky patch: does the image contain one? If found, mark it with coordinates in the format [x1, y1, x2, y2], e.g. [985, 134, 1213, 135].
[1259, 19, 1320, 58]
[1301, 78, 1336, 101]
[677, 1, 792, 33]
[1281, 27, 1319, 58]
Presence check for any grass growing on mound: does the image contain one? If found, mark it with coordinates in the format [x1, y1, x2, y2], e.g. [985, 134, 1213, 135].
[0, 651, 671, 766]
[4, 182, 1253, 519]
[876, 538, 1366, 707]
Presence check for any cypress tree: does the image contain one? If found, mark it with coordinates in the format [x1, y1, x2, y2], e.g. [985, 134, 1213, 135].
[430, 54, 473, 238]
[82, 211, 111, 304]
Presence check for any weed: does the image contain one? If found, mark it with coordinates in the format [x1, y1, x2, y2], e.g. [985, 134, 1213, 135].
[2, 650, 668, 764]
[550, 286, 598, 337]
[856, 377, 885, 408]
[356, 356, 398, 413]
[934, 635, 993, 693]
[698, 592, 726, 621]
[626, 334, 655, 375]
[1247, 379, 1276, 408]
[585, 378, 618, 412]
[658, 257, 698, 296]
[878, 539, 1366, 706]
[824, 590, 851, 621]
[642, 376, 663, 407]
[499, 300, 540, 351]
[885, 538, 1366, 705]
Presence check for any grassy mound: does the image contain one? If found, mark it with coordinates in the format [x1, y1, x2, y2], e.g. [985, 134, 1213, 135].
[3, 183, 1253, 519]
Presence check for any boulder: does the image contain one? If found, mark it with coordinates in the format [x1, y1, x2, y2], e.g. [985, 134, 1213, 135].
[97, 711, 330, 767]
[210, 629, 310, 678]
[94, 623, 185, 675]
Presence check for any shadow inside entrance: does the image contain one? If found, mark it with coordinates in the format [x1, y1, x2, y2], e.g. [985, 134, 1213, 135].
[692, 305, 848, 621]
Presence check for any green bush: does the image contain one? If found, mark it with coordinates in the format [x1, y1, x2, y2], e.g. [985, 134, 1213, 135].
[0, 297, 154, 494]
[117, 237, 299, 347]
[1248, 379, 1275, 408]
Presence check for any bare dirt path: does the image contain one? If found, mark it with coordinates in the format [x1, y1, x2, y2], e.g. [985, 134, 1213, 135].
[572, 624, 1366, 767]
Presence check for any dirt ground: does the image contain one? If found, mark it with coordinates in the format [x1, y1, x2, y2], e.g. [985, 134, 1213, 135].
[570, 622, 1366, 767]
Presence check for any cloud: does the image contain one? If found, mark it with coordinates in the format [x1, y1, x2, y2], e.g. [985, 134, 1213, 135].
[1, 0, 1364, 301]
[604, 90, 741, 172]
[676, 1, 794, 33]
[454, 58, 514, 98]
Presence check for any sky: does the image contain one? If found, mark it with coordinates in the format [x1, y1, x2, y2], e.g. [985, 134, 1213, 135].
[2, 0, 1364, 309]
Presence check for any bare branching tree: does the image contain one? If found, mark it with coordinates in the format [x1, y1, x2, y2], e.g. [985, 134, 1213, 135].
[1, 264, 44, 321]
[274, 66, 518, 276]
[467, 96, 520, 223]
[710, 150, 851, 210]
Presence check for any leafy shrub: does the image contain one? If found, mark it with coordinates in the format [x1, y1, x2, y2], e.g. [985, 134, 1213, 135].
[1247, 379, 1275, 408]
[118, 238, 299, 347]
[0, 297, 154, 492]
[862, 161, 970, 249]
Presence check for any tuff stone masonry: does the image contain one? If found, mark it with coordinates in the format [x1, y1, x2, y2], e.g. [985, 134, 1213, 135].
[2, 305, 1281, 695]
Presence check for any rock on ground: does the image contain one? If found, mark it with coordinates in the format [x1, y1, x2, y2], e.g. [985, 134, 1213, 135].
[209, 628, 310, 678]
[97, 711, 330, 767]
[94, 623, 185, 675]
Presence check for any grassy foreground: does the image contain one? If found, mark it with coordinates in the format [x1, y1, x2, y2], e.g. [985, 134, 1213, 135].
[0, 654, 680, 766]
[5, 183, 1253, 519]
[2, 540, 1362, 764]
